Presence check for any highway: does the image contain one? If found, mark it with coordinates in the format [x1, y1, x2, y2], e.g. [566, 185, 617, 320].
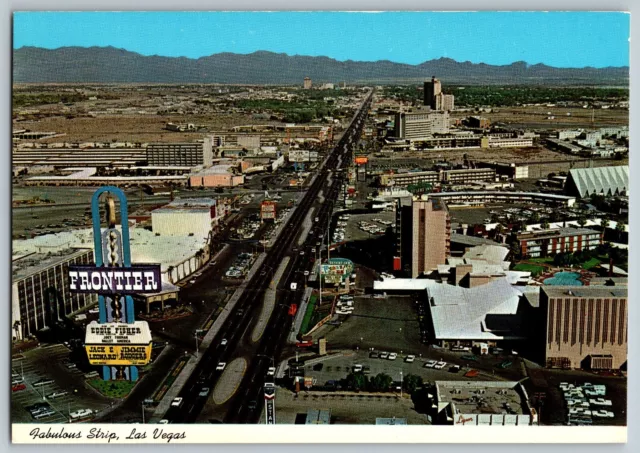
[160, 90, 373, 424]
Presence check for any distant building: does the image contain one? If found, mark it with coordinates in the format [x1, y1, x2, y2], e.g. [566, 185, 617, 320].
[565, 166, 629, 198]
[189, 165, 245, 188]
[303, 77, 312, 89]
[12, 248, 97, 339]
[441, 168, 496, 184]
[375, 418, 407, 425]
[146, 139, 214, 167]
[395, 197, 451, 277]
[393, 109, 449, 140]
[513, 227, 601, 258]
[434, 381, 537, 426]
[424, 76, 442, 107]
[434, 93, 455, 112]
[468, 116, 491, 129]
[540, 286, 627, 370]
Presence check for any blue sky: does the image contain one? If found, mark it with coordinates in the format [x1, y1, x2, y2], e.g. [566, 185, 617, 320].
[13, 12, 629, 68]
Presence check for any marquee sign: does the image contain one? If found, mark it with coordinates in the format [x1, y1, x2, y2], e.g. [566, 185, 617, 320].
[85, 345, 152, 366]
[68, 265, 162, 294]
[84, 321, 152, 366]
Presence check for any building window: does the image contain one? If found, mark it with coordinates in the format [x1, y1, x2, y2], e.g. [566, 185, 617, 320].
[594, 299, 602, 344]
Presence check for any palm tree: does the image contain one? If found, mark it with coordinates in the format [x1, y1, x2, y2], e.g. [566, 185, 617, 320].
[166, 266, 175, 284]
[577, 217, 587, 228]
[615, 221, 626, 241]
[13, 320, 21, 341]
[600, 216, 610, 241]
[541, 219, 550, 230]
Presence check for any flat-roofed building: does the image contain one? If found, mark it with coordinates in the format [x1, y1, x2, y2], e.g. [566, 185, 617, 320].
[540, 286, 627, 370]
[305, 409, 330, 424]
[189, 165, 245, 188]
[434, 381, 537, 426]
[380, 170, 440, 188]
[514, 227, 601, 258]
[394, 109, 449, 140]
[152, 198, 225, 239]
[146, 138, 214, 167]
[442, 168, 496, 184]
[12, 248, 97, 340]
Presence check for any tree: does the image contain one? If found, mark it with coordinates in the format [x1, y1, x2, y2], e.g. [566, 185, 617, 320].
[509, 241, 522, 260]
[615, 221, 626, 241]
[577, 217, 587, 228]
[402, 374, 423, 394]
[530, 212, 540, 224]
[541, 219, 550, 230]
[344, 372, 367, 391]
[368, 373, 393, 392]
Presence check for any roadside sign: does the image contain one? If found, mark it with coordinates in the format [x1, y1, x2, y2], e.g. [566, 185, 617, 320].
[68, 264, 162, 294]
[84, 320, 152, 366]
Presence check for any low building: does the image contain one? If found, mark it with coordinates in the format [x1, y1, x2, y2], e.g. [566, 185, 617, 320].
[426, 191, 576, 208]
[481, 136, 534, 148]
[442, 168, 496, 184]
[434, 381, 537, 426]
[565, 166, 629, 198]
[189, 165, 245, 188]
[12, 248, 97, 339]
[476, 162, 529, 180]
[133, 281, 180, 314]
[467, 116, 490, 129]
[540, 286, 627, 370]
[379, 170, 440, 188]
[152, 198, 225, 239]
[513, 227, 601, 258]
[426, 278, 527, 347]
[375, 417, 407, 425]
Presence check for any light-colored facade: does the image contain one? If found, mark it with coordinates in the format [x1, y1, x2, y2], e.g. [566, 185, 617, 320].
[152, 198, 224, 239]
[442, 168, 496, 184]
[12, 248, 97, 339]
[434, 93, 455, 112]
[540, 286, 627, 370]
[394, 110, 450, 140]
[303, 77, 312, 89]
[434, 381, 537, 426]
[146, 140, 214, 167]
[380, 170, 440, 188]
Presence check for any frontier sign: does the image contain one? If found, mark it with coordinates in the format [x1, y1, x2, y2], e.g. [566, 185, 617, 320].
[84, 321, 152, 366]
[68, 265, 162, 294]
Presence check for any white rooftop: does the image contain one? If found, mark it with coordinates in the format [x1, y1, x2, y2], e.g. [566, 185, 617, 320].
[427, 278, 525, 341]
[11, 226, 207, 272]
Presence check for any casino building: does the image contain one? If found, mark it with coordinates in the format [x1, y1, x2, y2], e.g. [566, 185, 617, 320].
[12, 248, 97, 340]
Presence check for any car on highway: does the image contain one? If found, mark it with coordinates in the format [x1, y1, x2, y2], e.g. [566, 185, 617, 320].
[299, 250, 305, 256]
[216, 362, 226, 371]
[290, 283, 298, 290]
[405, 355, 415, 363]
[267, 367, 276, 377]
[248, 400, 258, 411]
[435, 361, 447, 369]
[424, 360, 437, 368]
[303, 270, 310, 276]
[220, 339, 228, 346]
[190, 279, 196, 284]
[171, 397, 183, 408]
[199, 388, 210, 398]
[387, 353, 398, 361]
[159, 419, 170, 424]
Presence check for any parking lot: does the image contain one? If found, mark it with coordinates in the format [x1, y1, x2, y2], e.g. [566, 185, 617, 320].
[334, 211, 395, 244]
[11, 344, 111, 423]
[311, 296, 424, 353]
[289, 350, 505, 388]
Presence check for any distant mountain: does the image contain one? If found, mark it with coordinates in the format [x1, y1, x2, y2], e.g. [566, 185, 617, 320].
[12, 46, 629, 85]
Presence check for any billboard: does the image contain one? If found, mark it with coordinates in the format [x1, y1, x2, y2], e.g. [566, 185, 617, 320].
[354, 156, 368, 165]
[289, 150, 310, 163]
[68, 265, 162, 294]
[261, 200, 277, 220]
[85, 344, 152, 366]
[84, 321, 152, 366]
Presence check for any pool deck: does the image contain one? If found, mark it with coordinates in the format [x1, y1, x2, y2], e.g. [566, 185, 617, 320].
[537, 268, 598, 286]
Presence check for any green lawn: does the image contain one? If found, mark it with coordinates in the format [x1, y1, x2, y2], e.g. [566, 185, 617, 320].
[299, 294, 318, 335]
[88, 379, 136, 398]
[581, 258, 601, 270]
[528, 257, 554, 264]
[513, 264, 545, 276]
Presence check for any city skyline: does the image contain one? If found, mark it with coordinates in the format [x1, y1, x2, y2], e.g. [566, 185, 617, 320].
[13, 11, 630, 68]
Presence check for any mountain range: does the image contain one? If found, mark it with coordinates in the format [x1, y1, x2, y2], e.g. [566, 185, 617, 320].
[13, 46, 629, 85]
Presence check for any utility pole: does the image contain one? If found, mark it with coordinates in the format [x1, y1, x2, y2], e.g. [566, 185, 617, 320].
[142, 402, 145, 424]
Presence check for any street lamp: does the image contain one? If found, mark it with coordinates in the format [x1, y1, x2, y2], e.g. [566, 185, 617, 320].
[194, 329, 205, 358]
[400, 371, 403, 398]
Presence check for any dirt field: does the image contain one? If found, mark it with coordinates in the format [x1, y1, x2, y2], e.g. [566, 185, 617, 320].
[451, 105, 629, 129]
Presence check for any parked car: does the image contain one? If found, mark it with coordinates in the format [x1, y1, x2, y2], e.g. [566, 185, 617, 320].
[424, 360, 437, 368]
[12, 383, 26, 392]
[592, 410, 614, 418]
[464, 369, 479, 378]
[449, 365, 461, 373]
[589, 398, 612, 406]
[434, 361, 447, 369]
[405, 355, 415, 363]
[387, 353, 398, 360]
[353, 364, 363, 372]
[369, 351, 379, 359]
[379, 352, 389, 359]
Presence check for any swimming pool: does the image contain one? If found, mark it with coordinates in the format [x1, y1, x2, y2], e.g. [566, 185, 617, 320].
[543, 271, 583, 286]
